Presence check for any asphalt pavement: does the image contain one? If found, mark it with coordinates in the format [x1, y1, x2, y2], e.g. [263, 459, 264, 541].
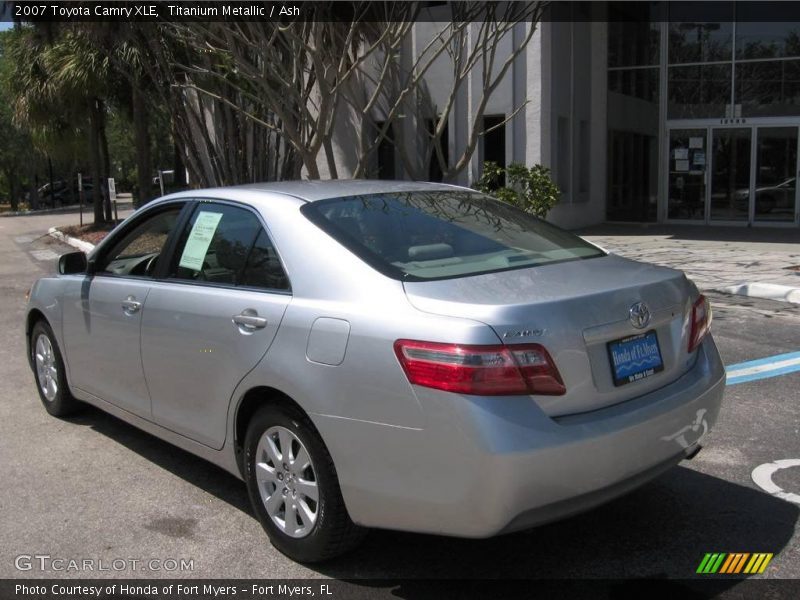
[0, 211, 799, 584]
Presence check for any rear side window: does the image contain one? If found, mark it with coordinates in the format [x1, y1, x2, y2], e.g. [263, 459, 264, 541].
[169, 203, 289, 291]
[301, 191, 604, 281]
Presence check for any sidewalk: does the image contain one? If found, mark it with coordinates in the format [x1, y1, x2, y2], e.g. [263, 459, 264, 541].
[577, 224, 800, 303]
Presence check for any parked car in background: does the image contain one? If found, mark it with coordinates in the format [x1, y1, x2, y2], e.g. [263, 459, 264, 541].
[734, 177, 796, 215]
[38, 178, 94, 208]
[25, 181, 725, 562]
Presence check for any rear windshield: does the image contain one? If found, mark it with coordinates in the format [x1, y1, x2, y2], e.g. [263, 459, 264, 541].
[301, 191, 605, 281]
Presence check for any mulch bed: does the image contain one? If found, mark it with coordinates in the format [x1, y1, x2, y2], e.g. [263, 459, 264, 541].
[60, 223, 118, 246]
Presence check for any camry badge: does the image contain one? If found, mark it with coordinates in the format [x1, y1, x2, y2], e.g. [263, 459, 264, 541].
[629, 302, 651, 329]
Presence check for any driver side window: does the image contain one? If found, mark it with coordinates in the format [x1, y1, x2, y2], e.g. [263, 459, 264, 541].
[99, 206, 183, 278]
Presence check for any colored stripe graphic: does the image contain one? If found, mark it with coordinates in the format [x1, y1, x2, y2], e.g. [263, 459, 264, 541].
[726, 351, 800, 386]
[697, 553, 773, 574]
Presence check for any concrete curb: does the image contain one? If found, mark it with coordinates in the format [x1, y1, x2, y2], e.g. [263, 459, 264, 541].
[717, 283, 800, 305]
[47, 227, 96, 254]
[1, 206, 86, 218]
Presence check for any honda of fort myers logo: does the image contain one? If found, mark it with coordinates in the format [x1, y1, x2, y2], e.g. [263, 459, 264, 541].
[696, 552, 773, 574]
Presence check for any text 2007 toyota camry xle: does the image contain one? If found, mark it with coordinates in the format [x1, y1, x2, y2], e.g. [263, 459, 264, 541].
[26, 181, 724, 562]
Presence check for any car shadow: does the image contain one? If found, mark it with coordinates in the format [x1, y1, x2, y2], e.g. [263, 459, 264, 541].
[67, 406, 796, 589]
[65, 405, 252, 514]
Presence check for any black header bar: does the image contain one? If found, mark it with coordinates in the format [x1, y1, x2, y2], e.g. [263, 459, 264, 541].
[4, 1, 800, 24]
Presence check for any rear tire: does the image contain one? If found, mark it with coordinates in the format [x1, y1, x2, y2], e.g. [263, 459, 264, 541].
[244, 404, 366, 562]
[30, 320, 79, 417]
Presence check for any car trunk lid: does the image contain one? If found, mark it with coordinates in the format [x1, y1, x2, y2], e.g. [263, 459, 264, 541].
[402, 254, 697, 416]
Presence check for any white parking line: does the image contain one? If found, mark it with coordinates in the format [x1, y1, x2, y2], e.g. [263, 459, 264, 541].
[751, 460, 800, 506]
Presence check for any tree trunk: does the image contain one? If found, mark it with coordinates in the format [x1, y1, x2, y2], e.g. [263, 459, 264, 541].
[132, 85, 153, 207]
[88, 99, 105, 223]
[7, 171, 18, 212]
[172, 116, 186, 188]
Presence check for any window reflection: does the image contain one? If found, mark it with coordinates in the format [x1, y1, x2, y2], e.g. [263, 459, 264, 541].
[608, 68, 659, 103]
[668, 65, 732, 119]
[735, 22, 800, 60]
[736, 60, 800, 117]
[669, 21, 733, 64]
[608, 4, 661, 67]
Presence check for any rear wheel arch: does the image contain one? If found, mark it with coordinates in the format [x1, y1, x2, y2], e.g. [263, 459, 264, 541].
[234, 387, 323, 476]
[26, 308, 47, 337]
[26, 309, 48, 367]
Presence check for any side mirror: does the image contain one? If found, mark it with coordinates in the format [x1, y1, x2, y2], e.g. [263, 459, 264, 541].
[58, 251, 89, 275]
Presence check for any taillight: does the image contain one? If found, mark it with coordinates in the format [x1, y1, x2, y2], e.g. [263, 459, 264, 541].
[688, 294, 712, 353]
[393, 339, 565, 396]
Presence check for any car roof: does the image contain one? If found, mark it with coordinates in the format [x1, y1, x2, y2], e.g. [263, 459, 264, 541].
[159, 179, 470, 205]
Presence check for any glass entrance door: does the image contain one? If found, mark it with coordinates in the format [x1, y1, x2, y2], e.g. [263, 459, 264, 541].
[754, 127, 798, 223]
[710, 128, 751, 222]
[667, 129, 707, 220]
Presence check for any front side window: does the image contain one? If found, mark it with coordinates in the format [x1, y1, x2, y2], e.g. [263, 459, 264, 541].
[301, 191, 604, 281]
[170, 203, 289, 291]
[99, 206, 183, 277]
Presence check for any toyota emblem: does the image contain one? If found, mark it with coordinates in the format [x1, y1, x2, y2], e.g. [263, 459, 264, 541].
[629, 302, 651, 329]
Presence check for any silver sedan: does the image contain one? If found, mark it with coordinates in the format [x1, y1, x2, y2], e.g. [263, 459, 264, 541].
[26, 181, 725, 562]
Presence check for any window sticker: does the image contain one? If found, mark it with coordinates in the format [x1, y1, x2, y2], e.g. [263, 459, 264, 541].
[178, 211, 223, 271]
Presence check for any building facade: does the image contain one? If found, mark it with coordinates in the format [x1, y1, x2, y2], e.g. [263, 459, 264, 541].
[322, 3, 800, 230]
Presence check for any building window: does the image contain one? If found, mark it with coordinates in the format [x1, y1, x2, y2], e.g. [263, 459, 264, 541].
[607, 18, 660, 221]
[668, 64, 732, 119]
[736, 59, 800, 117]
[735, 21, 800, 60]
[607, 3, 661, 68]
[482, 115, 506, 185]
[668, 13, 734, 64]
[607, 131, 658, 222]
[556, 116, 570, 194]
[375, 121, 396, 180]
[578, 120, 590, 195]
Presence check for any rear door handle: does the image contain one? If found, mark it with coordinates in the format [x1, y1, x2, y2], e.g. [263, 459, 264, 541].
[121, 297, 142, 314]
[233, 311, 267, 330]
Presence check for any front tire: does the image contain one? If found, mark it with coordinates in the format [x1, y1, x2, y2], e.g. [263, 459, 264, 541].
[30, 320, 79, 417]
[244, 405, 365, 562]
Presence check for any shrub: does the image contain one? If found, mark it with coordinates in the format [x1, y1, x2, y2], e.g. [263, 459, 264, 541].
[475, 161, 561, 219]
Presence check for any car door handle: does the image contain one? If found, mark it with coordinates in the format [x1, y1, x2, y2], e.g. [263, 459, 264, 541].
[232, 312, 267, 330]
[121, 297, 142, 314]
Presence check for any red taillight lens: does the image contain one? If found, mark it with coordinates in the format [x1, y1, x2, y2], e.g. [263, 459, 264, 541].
[688, 294, 712, 353]
[393, 340, 565, 396]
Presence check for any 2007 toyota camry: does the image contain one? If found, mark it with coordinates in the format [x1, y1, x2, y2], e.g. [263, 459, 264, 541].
[26, 181, 725, 562]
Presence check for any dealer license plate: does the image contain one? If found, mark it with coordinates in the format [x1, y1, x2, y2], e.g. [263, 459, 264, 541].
[607, 330, 664, 386]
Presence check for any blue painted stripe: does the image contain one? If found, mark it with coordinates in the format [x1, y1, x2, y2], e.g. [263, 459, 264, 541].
[725, 351, 800, 386]
[725, 351, 800, 371]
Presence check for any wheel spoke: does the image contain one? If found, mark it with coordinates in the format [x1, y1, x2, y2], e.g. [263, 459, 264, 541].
[296, 498, 316, 528]
[291, 446, 311, 473]
[279, 430, 293, 463]
[46, 377, 57, 398]
[263, 435, 282, 466]
[295, 479, 318, 502]
[284, 502, 298, 536]
[264, 490, 284, 516]
[49, 366, 58, 379]
[255, 462, 278, 484]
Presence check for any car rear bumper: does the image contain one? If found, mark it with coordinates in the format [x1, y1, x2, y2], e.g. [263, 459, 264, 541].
[316, 336, 726, 537]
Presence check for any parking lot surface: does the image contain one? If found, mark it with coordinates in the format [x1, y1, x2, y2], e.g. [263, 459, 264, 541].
[1, 212, 799, 581]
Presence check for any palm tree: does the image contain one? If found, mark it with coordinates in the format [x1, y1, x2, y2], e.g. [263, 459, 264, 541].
[5, 25, 110, 222]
